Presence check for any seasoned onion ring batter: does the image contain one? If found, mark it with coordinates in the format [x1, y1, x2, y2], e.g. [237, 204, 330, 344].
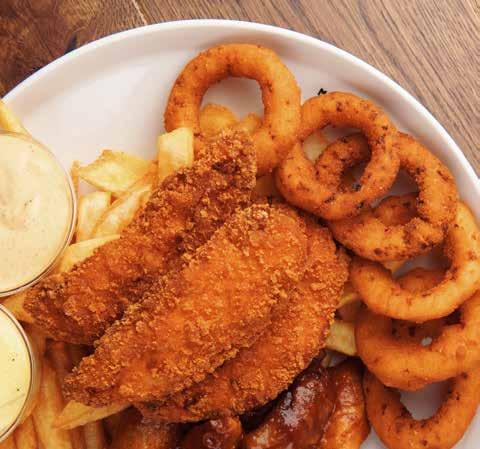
[351, 202, 480, 322]
[276, 92, 399, 220]
[357, 267, 480, 390]
[329, 133, 458, 261]
[364, 369, 480, 449]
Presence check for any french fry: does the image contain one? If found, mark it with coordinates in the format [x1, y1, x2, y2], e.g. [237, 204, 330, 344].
[57, 235, 119, 273]
[32, 358, 74, 449]
[76, 192, 112, 242]
[55, 401, 129, 431]
[326, 320, 357, 356]
[0, 435, 16, 449]
[13, 417, 37, 449]
[70, 161, 81, 202]
[157, 127, 194, 183]
[103, 413, 124, 440]
[2, 292, 33, 324]
[302, 130, 329, 162]
[83, 423, 106, 449]
[0, 99, 27, 135]
[92, 174, 154, 238]
[67, 346, 106, 449]
[48, 341, 74, 382]
[233, 112, 262, 134]
[24, 324, 47, 358]
[70, 428, 87, 449]
[338, 282, 360, 308]
[76, 150, 153, 197]
[48, 342, 87, 449]
[199, 103, 237, 137]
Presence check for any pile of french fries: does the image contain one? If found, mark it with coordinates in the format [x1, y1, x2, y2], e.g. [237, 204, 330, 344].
[0, 101, 359, 448]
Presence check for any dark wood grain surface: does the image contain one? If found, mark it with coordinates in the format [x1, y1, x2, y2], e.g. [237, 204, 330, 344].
[0, 0, 478, 172]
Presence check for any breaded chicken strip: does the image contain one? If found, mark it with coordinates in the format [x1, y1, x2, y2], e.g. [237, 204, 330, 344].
[25, 130, 256, 344]
[137, 222, 348, 422]
[63, 203, 308, 406]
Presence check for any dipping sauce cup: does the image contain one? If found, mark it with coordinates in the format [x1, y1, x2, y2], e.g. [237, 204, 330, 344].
[0, 305, 40, 442]
[0, 132, 76, 297]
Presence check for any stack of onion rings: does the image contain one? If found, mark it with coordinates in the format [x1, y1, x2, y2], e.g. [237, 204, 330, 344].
[328, 133, 458, 261]
[350, 202, 480, 322]
[161, 45, 478, 447]
[164, 43, 301, 175]
[275, 92, 399, 220]
[364, 369, 480, 449]
[357, 266, 480, 390]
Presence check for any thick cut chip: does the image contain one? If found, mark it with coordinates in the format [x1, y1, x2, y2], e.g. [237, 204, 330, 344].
[77, 150, 153, 196]
[92, 175, 154, 237]
[326, 320, 357, 356]
[55, 401, 129, 430]
[157, 127, 194, 183]
[76, 191, 112, 241]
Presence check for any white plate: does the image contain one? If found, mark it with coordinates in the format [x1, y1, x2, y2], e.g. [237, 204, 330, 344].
[4, 20, 480, 448]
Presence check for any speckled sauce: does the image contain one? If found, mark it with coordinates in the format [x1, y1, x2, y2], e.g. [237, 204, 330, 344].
[0, 307, 31, 438]
[0, 133, 74, 293]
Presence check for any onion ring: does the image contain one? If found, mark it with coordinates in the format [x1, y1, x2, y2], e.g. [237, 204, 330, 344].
[329, 133, 458, 261]
[275, 92, 399, 220]
[319, 360, 370, 449]
[350, 202, 480, 322]
[364, 369, 480, 449]
[164, 44, 301, 175]
[357, 267, 480, 390]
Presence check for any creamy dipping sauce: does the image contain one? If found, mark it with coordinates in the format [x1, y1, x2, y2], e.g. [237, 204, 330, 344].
[0, 306, 33, 439]
[0, 133, 75, 294]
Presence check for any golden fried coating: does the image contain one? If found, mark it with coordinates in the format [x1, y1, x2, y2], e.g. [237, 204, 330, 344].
[25, 130, 256, 344]
[63, 203, 308, 406]
[109, 409, 180, 449]
[138, 222, 348, 422]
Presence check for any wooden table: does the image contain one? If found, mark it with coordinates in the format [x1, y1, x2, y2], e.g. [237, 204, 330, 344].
[1, 0, 478, 173]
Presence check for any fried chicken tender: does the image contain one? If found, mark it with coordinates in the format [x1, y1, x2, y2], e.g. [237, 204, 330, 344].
[63, 203, 308, 406]
[109, 409, 180, 449]
[138, 222, 348, 422]
[25, 130, 256, 344]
